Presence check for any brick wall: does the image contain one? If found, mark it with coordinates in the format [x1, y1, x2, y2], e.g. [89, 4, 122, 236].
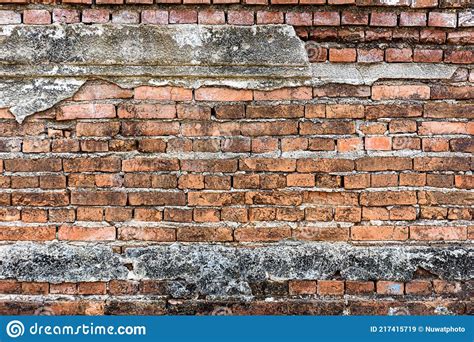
[0, 0, 472, 315]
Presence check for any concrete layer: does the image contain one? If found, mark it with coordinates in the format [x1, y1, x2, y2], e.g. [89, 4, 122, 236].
[0, 24, 462, 123]
[0, 242, 471, 298]
[0, 24, 308, 67]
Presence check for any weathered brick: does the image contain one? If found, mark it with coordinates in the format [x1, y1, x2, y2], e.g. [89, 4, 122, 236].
[76, 122, 120, 137]
[377, 281, 404, 295]
[195, 87, 252, 101]
[410, 226, 467, 241]
[128, 192, 186, 206]
[4, 159, 61, 172]
[58, 225, 116, 241]
[360, 191, 417, 206]
[372, 85, 430, 100]
[64, 157, 121, 172]
[0, 226, 56, 241]
[289, 280, 317, 295]
[177, 227, 233, 242]
[71, 191, 126, 206]
[235, 227, 291, 242]
[318, 281, 344, 296]
[351, 226, 409, 241]
[12, 192, 69, 207]
[57, 104, 116, 120]
[23, 10, 51, 25]
[119, 227, 174, 241]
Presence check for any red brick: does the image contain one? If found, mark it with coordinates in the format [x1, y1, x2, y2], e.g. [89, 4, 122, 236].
[23, 10, 51, 24]
[344, 174, 370, 189]
[52, 9, 80, 23]
[57, 104, 115, 121]
[346, 281, 374, 294]
[121, 121, 179, 136]
[445, 50, 474, 64]
[411, 0, 437, 7]
[108, 280, 139, 295]
[286, 12, 312, 26]
[329, 48, 357, 62]
[289, 280, 317, 295]
[336, 138, 362, 153]
[82, 9, 109, 23]
[76, 122, 120, 137]
[370, 12, 397, 27]
[128, 192, 186, 206]
[365, 136, 392, 150]
[235, 227, 291, 242]
[253, 87, 312, 101]
[420, 28, 446, 43]
[228, 11, 254, 25]
[372, 85, 430, 100]
[314, 12, 340, 26]
[58, 225, 116, 241]
[377, 281, 404, 295]
[181, 159, 237, 172]
[326, 104, 364, 118]
[413, 49, 443, 62]
[141, 10, 168, 24]
[195, 87, 252, 101]
[410, 226, 467, 241]
[400, 12, 427, 26]
[386, 48, 413, 62]
[405, 280, 432, 295]
[112, 11, 140, 24]
[419, 122, 468, 135]
[119, 227, 174, 241]
[3, 158, 57, 172]
[341, 11, 368, 25]
[177, 227, 233, 242]
[433, 280, 462, 294]
[335, 207, 361, 222]
[169, 10, 197, 24]
[78, 282, 107, 295]
[12, 192, 69, 207]
[50, 283, 77, 295]
[198, 10, 225, 24]
[351, 226, 409, 241]
[428, 12, 457, 27]
[117, 104, 175, 119]
[257, 11, 284, 24]
[297, 159, 354, 173]
[193, 208, 220, 222]
[0, 226, 56, 241]
[317, 280, 344, 296]
[360, 190, 416, 206]
[71, 191, 127, 206]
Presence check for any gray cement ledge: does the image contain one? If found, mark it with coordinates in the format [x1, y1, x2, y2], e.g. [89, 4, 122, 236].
[0, 242, 471, 298]
[0, 24, 463, 123]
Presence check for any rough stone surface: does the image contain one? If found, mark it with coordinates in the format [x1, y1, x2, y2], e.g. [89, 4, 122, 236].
[0, 78, 85, 123]
[0, 242, 470, 297]
[0, 243, 128, 283]
[0, 24, 307, 67]
[125, 243, 472, 297]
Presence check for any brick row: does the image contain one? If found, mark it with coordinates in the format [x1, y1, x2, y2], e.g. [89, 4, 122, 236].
[1, 9, 472, 29]
[0, 279, 470, 298]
